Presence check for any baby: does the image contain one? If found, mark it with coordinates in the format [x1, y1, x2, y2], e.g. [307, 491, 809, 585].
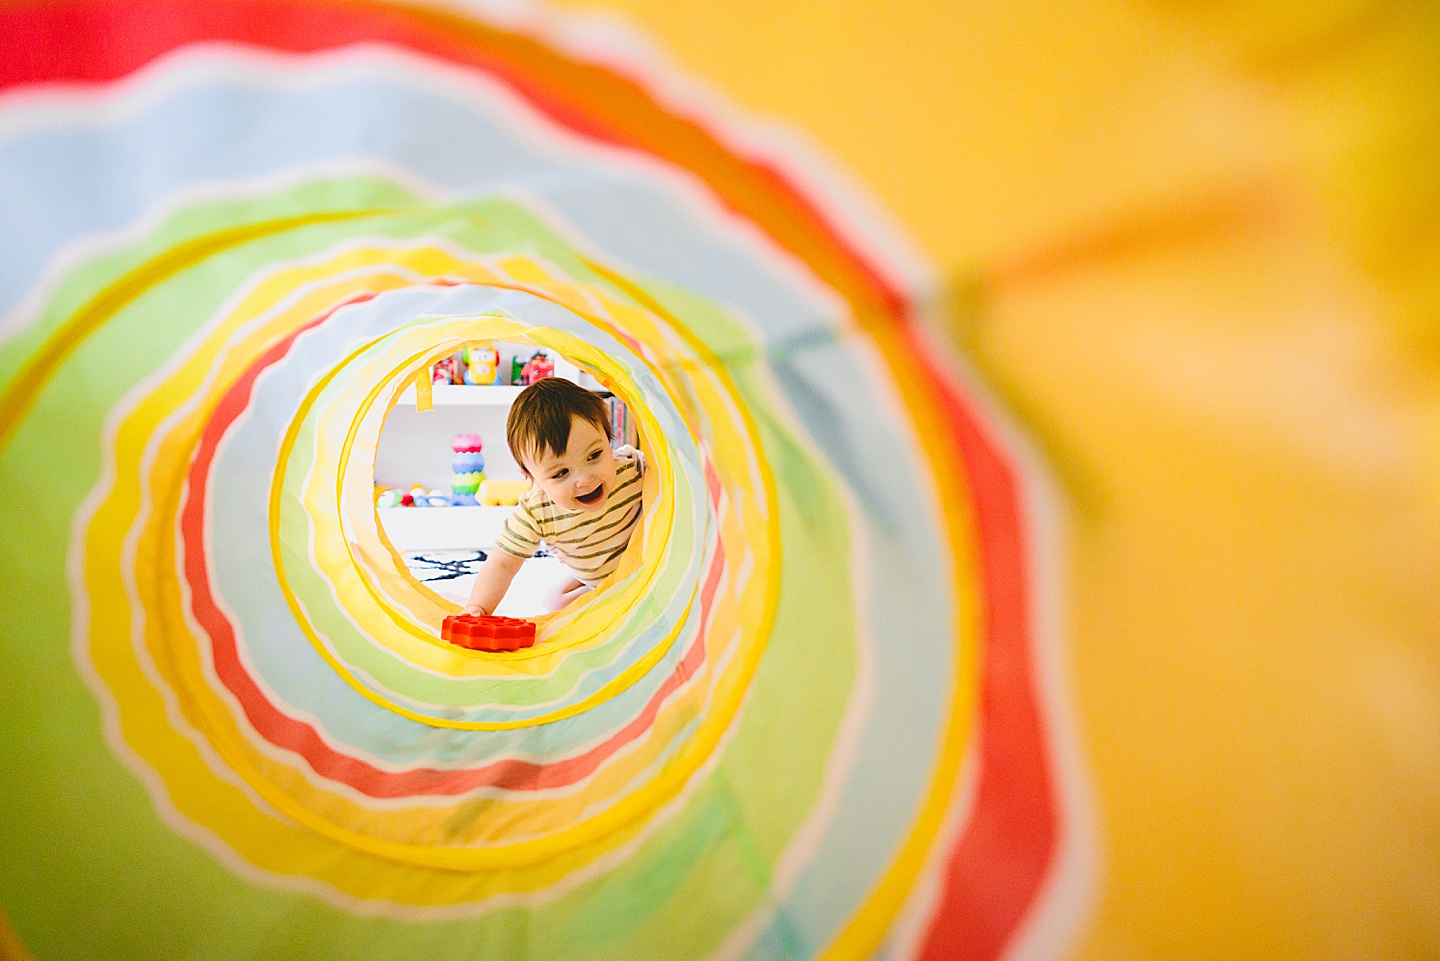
[463, 377, 644, 616]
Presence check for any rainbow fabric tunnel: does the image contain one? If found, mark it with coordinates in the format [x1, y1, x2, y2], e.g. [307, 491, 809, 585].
[0, 3, 1084, 959]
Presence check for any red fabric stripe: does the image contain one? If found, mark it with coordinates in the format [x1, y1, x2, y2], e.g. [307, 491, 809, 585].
[915, 329, 1059, 961]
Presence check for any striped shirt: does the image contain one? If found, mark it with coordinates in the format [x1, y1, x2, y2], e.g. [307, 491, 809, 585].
[494, 447, 645, 586]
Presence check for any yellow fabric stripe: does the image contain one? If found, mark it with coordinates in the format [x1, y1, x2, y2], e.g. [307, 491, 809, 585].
[413, 368, 434, 411]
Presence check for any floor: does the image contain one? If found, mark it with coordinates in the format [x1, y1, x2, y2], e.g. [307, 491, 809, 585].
[401, 548, 576, 618]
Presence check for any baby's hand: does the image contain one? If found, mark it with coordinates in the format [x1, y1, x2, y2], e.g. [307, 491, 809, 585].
[615, 444, 646, 476]
[462, 604, 487, 617]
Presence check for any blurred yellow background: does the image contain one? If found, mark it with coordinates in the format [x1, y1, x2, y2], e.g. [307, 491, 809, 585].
[551, 0, 1440, 957]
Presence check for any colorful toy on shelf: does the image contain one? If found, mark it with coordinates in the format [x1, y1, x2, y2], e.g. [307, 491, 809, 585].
[509, 355, 523, 385]
[409, 486, 448, 508]
[431, 355, 461, 385]
[375, 485, 448, 508]
[461, 344, 501, 386]
[449, 433, 486, 506]
[520, 350, 555, 386]
[452, 433, 483, 456]
[441, 614, 536, 652]
[450, 477, 484, 505]
[478, 479, 529, 506]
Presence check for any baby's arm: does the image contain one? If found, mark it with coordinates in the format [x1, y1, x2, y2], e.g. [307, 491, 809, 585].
[463, 549, 525, 615]
[466, 500, 541, 615]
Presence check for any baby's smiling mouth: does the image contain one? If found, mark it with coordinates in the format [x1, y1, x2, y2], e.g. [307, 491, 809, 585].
[575, 484, 604, 506]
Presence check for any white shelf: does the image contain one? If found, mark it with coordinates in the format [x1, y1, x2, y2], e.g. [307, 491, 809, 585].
[396, 384, 524, 407]
[378, 504, 517, 551]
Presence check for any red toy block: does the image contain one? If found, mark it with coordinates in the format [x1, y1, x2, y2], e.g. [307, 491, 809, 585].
[441, 613, 537, 652]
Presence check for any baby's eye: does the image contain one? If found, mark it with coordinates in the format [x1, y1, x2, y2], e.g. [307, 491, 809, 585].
[588, 450, 601, 461]
[552, 469, 568, 479]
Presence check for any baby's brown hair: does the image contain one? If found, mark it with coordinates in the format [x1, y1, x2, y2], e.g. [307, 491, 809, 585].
[506, 376, 611, 476]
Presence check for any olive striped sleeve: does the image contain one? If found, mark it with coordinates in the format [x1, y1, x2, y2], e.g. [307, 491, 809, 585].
[494, 498, 542, 559]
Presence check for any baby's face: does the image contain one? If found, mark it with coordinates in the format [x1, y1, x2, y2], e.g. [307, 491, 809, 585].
[521, 415, 618, 513]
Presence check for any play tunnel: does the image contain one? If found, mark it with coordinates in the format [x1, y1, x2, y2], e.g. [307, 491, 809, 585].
[2, 1, 1437, 960]
[0, 4, 1074, 957]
